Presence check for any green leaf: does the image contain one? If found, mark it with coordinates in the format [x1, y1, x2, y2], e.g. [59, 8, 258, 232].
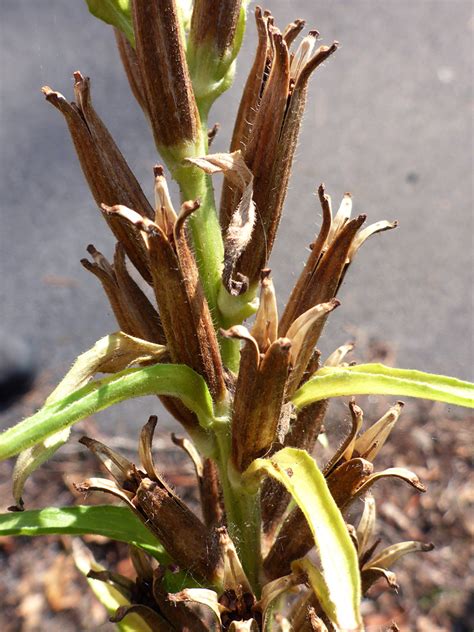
[85, 0, 134, 46]
[0, 506, 206, 595]
[73, 538, 154, 632]
[292, 363, 474, 410]
[0, 363, 214, 462]
[11, 332, 166, 508]
[0, 505, 168, 562]
[242, 447, 362, 631]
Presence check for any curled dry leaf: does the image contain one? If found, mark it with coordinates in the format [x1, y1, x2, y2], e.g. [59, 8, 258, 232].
[188, 151, 256, 295]
[11, 332, 166, 509]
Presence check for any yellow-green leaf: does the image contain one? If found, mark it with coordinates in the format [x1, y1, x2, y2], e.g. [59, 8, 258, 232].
[73, 538, 153, 632]
[11, 332, 166, 507]
[0, 363, 214, 462]
[242, 447, 362, 630]
[292, 363, 474, 410]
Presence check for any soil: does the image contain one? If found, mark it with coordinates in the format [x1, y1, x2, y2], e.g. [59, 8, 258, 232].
[0, 395, 472, 631]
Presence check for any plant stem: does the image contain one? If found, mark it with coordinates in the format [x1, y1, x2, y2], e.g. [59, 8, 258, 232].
[219, 335, 240, 374]
[174, 162, 224, 316]
[170, 121, 245, 372]
[214, 425, 262, 595]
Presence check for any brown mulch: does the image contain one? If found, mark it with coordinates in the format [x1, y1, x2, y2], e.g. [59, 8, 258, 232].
[0, 401, 472, 631]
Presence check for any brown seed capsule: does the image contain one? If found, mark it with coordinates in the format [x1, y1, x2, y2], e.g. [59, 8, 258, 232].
[114, 28, 148, 115]
[43, 74, 153, 281]
[232, 337, 291, 472]
[81, 244, 164, 343]
[190, 0, 243, 59]
[223, 25, 338, 287]
[132, 0, 201, 157]
[79, 427, 223, 585]
[135, 478, 222, 583]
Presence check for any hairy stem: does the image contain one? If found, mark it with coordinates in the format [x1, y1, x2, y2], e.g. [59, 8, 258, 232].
[171, 121, 244, 372]
[214, 425, 262, 595]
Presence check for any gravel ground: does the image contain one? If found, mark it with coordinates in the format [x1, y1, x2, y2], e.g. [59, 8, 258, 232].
[0, 398, 472, 630]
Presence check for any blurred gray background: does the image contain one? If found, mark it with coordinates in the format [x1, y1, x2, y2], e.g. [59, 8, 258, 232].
[1, 1, 473, 436]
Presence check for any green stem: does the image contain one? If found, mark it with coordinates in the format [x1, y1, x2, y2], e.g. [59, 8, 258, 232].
[214, 425, 262, 595]
[170, 121, 245, 372]
[219, 335, 241, 374]
[177, 162, 242, 372]
[176, 161, 224, 315]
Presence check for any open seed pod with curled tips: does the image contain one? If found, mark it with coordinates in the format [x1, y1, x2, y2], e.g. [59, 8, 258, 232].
[2, 3, 473, 631]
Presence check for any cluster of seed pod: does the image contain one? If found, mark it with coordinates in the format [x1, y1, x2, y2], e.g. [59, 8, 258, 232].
[41, 2, 431, 629]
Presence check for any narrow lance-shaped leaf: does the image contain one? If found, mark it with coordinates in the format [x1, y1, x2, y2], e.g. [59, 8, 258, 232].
[0, 363, 215, 462]
[0, 504, 202, 594]
[11, 332, 166, 509]
[292, 363, 474, 410]
[292, 558, 358, 632]
[72, 538, 155, 632]
[0, 506, 168, 562]
[242, 447, 362, 631]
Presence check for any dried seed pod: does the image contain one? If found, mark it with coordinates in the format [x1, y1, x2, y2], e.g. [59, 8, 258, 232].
[131, 0, 201, 158]
[279, 184, 332, 336]
[135, 478, 222, 583]
[228, 8, 271, 152]
[81, 244, 164, 343]
[43, 75, 153, 281]
[231, 336, 292, 472]
[235, 28, 290, 285]
[280, 184, 397, 341]
[114, 28, 148, 115]
[234, 40, 339, 287]
[173, 201, 227, 401]
[106, 200, 226, 402]
[220, 7, 271, 231]
[79, 425, 223, 585]
[190, 0, 242, 59]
